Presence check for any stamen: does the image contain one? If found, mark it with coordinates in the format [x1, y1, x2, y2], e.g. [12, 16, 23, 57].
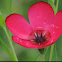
[29, 30, 51, 45]
[34, 33, 37, 38]
[41, 33, 43, 38]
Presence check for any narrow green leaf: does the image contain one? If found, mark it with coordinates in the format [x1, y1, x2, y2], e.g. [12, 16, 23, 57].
[0, 13, 5, 27]
[58, 0, 62, 11]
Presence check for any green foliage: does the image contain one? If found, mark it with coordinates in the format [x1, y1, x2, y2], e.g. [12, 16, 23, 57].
[55, 35, 62, 61]
[0, 0, 12, 16]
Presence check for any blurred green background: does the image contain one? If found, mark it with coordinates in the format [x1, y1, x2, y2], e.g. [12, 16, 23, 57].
[0, 0, 62, 61]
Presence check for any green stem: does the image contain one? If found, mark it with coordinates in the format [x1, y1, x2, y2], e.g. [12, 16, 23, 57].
[49, 44, 54, 61]
[55, 0, 59, 14]
[42, 54, 44, 61]
[0, 38, 16, 61]
[49, 0, 59, 61]
[3, 27, 18, 61]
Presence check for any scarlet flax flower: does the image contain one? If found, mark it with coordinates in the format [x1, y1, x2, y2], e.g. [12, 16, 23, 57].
[5, 2, 62, 49]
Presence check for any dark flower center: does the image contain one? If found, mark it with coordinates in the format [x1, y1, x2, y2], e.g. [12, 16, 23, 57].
[29, 30, 51, 45]
[34, 32, 46, 45]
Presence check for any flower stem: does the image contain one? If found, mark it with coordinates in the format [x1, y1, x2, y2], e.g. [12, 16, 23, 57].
[3, 27, 18, 61]
[55, 0, 59, 14]
[42, 54, 44, 61]
[49, 0, 59, 61]
[49, 44, 54, 61]
[0, 38, 16, 61]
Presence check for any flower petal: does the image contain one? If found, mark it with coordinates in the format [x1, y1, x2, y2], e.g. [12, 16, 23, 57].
[43, 11, 62, 47]
[28, 1, 54, 29]
[54, 11, 62, 31]
[5, 14, 33, 39]
[42, 34, 61, 48]
[12, 36, 42, 49]
[41, 24, 62, 48]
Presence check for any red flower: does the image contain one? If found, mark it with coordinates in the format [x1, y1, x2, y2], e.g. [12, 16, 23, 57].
[5, 2, 62, 49]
